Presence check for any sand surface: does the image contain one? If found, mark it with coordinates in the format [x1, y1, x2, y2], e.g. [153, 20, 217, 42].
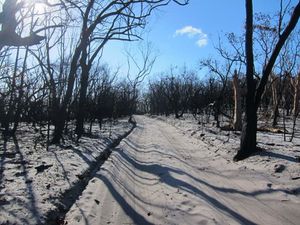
[0, 119, 133, 225]
[65, 115, 300, 225]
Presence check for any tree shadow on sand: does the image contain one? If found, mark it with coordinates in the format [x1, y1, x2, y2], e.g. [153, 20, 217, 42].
[256, 150, 298, 163]
[95, 131, 300, 225]
[93, 144, 275, 224]
[0, 136, 42, 224]
[114, 147, 260, 224]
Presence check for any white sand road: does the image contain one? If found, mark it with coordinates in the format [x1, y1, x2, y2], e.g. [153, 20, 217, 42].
[64, 116, 300, 225]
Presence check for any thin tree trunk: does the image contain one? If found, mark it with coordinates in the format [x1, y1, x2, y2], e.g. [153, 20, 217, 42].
[89, 119, 94, 134]
[12, 47, 29, 133]
[290, 74, 300, 141]
[271, 75, 279, 127]
[233, 71, 242, 130]
[283, 107, 287, 141]
[3, 47, 20, 134]
[213, 102, 220, 128]
[272, 73, 289, 128]
[292, 74, 300, 117]
[75, 49, 90, 140]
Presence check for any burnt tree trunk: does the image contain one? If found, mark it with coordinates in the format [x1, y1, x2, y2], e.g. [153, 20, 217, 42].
[232, 71, 242, 130]
[75, 48, 90, 140]
[2, 47, 20, 134]
[290, 74, 300, 141]
[51, 0, 95, 144]
[51, 42, 83, 144]
[272, 73, 290, 128]
[234, 0, 300, 161]
[292, 74, 300, 117]
[271, 75, 279, 127]
[213, 101, 220, 128]
[234, 0, 257, 161]
[12, 47, 29, 134]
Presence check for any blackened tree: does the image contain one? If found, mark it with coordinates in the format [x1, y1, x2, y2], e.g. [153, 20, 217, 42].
[234, 0, 300, 161]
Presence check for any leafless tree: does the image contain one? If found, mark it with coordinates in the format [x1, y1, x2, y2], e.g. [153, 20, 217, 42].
[125, 42, 157, 122]
[51, 0, 188, 143]
[253, 6, 300, 128]
[200, 57, 234, 127]
[234, 0, 300, 161]
[146, 67, 201, 119]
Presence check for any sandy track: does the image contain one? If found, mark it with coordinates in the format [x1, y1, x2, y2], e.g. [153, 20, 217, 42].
[64, 116, 299, 225]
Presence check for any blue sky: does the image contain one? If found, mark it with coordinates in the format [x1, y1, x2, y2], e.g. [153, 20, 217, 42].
[101, 0, 296, 79]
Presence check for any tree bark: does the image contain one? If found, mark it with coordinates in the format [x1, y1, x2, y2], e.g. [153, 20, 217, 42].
[232, 71, 242, 130]
[234, 0, 257, 161]
[271, 75, 279, 127]
[75, 48, 90, 140]
[292, 74, 300, 116]
[290, 74, 300, 141]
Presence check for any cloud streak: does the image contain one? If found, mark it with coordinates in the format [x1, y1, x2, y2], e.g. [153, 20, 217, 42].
[175, 26, 208, 47]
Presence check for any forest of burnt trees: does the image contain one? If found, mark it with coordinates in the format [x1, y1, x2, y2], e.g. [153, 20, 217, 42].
[145, 66, 300, 132]
[0, 0, 188, 143]
[0, 0, 299, 160]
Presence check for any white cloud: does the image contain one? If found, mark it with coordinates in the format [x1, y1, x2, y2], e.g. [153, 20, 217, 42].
[174, 25, 208, 47]
[175, 26, 201, 37]
[196, 38, 208, 47]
